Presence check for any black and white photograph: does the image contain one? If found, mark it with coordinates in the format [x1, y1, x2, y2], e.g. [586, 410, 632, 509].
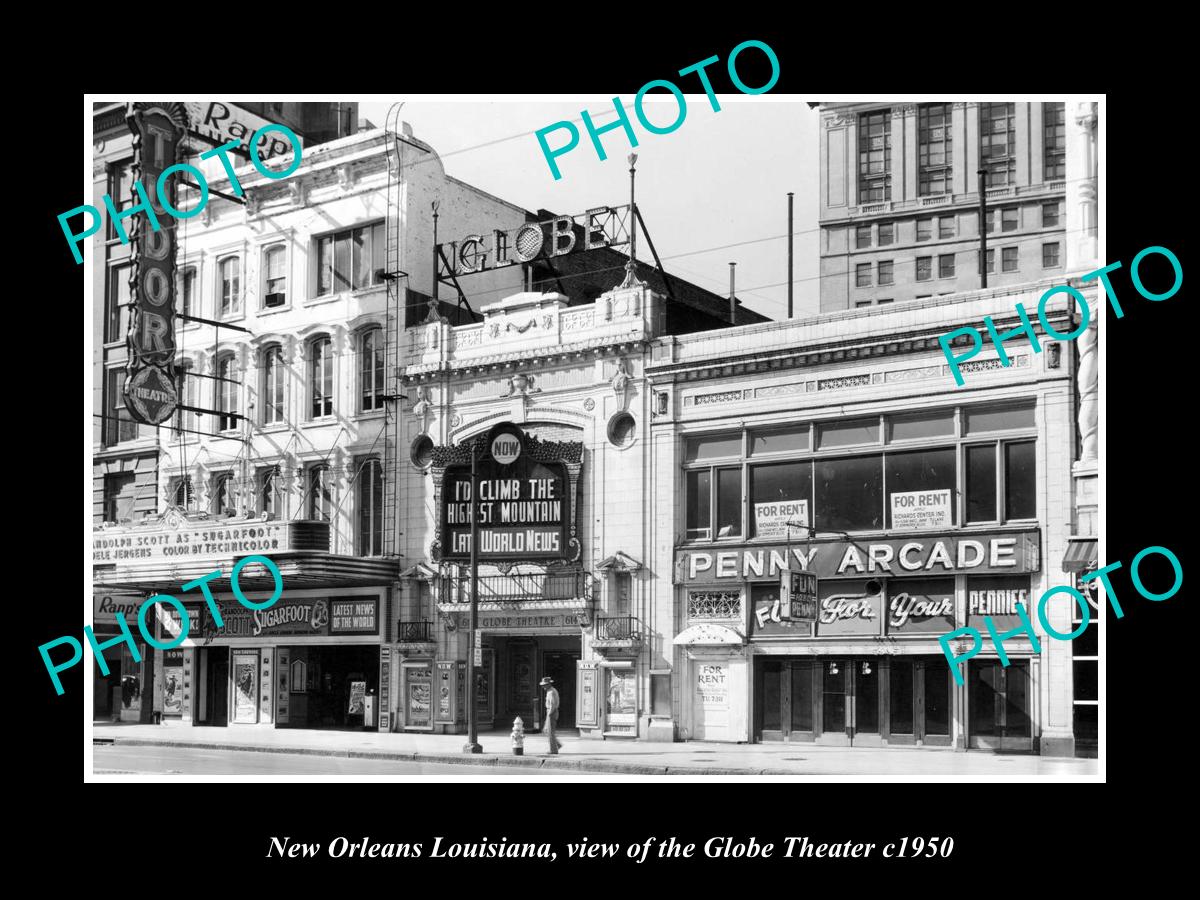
[78, 92, 1124, 787]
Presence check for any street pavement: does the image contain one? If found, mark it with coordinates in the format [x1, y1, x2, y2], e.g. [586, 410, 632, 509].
[92, 722, 1101, 779]
[94, 745, 613, 778]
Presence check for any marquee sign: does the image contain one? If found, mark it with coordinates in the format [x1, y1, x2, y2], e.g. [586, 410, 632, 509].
[436, 205, 631, 279]
[433, 423, 582, 563]
[124, 102, 188, 425]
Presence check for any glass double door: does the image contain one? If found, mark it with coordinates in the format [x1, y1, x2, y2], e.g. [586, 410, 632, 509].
[756, 656, 953, 746]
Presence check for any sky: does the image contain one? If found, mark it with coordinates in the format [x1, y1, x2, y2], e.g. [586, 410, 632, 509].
[359, 98, 820, 320]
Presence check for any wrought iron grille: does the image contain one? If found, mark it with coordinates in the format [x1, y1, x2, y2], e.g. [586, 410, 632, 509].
[687, 590, 742, 621]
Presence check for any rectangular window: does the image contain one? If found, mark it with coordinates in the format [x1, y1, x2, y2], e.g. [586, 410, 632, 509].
[855, 263, 872, 287]
[261, 345, 285, 426]
[877, 298, 894, 304]
[966, 444, 998, 522]
[916, 256, 932, 281]
[715, 468, 742, 538]
[651, 673, 671, 717]
[878, 223, 894, 246]
[965, 403, 1035, 434]
[259, 466, 283, 519]
[815, 455, 883, 532]
[979, 102, 1016, 187]
[1043, 242, 1061, 268]
[1042, 202, 1060, 228]
[107, 264, 133, 342]
[217, 356, 239, 432]
[924, 658, 951, 735]
[978, 249, 996, 275]
[984, 209, 995, 235]
[886, 448, 957, 527]
[218, 257, 241, 317]
[855, 300, 873, 308]
[1004, 441, 1037, 520]
[178, 266, 196, 318]
[308, 466, 332, 521]
[818, 418, 880, 449]
[1002, 246, 1019, 272]
[877, 260, 894, 285]
[1043, 101, 1066, 181]
[916, 218, 932, 241]
[749, 461, 812, 538]
[855, 226, 872, 249]
[311, 338, 333, 418]
[685, 470, 711, 540]
[170, 475, 194, 510]
[858, 110, 892, 203]
[357, 457, 384, 556]
[263, 245, 287, 308]
[103, 472, 136, 523]
[890, 409, 955, 442]
[212, 473, 237, 516]
[106, 161, 135, 239]
[316, 223, 384, 297]
[685, 434, 742, 462]
[938, 253, 955, 278]
[105, 369, 140, 445]
[749, 427, 809, 456]
[360, 329, 386, 412]
[938, 217, 954, 239]
[918, 103, 953, 196]
[1001, 207, 1018, 232]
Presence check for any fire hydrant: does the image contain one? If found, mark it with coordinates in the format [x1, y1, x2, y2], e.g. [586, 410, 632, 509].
[511, 716, 525, 756]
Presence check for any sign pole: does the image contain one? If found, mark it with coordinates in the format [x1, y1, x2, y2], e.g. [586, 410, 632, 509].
[463, 439, 482, 754]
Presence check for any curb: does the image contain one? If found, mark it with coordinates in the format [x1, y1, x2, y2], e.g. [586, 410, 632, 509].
[95, 737, 794, 776]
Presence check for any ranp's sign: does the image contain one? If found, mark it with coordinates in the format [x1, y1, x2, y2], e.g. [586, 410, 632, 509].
[676, 531, 1041, 583]
[183, 102, 299, 159]
[440, 424, 572, 562]
[436, 205, 631, 277]
[125, 103, 187, 425]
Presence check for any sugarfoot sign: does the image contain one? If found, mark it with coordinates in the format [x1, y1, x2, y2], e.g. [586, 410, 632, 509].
[439, 423, 573, 562]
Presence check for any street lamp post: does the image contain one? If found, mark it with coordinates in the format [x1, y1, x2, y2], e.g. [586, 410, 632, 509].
[463, 438, 482, 754]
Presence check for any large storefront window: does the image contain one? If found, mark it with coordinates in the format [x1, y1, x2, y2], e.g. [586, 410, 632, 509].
[886, 448, 956, 528]
[750, 461, 812, 538]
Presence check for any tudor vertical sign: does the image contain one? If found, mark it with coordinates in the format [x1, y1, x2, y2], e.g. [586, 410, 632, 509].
[124, 103, 187, 425]
[441, 423, 570, 561]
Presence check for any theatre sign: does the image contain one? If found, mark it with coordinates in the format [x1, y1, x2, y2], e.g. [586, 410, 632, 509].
[432, 423, 583, 563]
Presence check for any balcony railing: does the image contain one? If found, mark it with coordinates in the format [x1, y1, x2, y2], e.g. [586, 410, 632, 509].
[438, 570, 591, 606]
[397, 621, 432, 643]
[593, 614, 642, 646]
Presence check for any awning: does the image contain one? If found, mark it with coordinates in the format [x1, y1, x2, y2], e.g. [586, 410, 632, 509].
[1062, 538, 1098, 574]
[672, 623, 745, 646]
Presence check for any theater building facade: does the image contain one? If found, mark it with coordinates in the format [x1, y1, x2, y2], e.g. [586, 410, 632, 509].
[648, 279, 1091, 755]
[397, 281, 673, 739]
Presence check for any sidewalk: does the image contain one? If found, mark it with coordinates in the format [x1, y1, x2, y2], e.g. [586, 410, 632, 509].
[92, 722, 1100, 778]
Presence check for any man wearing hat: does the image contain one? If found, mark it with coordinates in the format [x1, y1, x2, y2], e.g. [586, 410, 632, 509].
[540, 676, 562, 754]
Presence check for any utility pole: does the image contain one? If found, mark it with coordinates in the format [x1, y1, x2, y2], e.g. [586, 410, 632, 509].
[463, 438, 482, 754]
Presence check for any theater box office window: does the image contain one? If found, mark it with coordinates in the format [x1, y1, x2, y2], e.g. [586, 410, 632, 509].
[674, 403, 1045, 750]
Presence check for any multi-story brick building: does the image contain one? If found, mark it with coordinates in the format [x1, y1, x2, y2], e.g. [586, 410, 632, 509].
[817, 102, 1068, 311]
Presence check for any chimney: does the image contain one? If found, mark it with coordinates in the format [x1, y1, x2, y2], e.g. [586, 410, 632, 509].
[729, 262, 737, 324]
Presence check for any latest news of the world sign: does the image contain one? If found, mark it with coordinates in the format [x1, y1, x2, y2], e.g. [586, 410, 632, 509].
[437, 424, 577, 562]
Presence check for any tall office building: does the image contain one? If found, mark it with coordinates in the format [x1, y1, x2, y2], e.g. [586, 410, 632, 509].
[818, 102, 1068, 311]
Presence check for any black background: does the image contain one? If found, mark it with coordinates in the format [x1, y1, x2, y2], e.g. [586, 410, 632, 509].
[32, 25, 1187, 886]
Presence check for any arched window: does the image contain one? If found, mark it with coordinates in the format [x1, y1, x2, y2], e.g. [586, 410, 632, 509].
[171, 475, 194, 510]
[310, 336, 333, 418]
[263, 245, 287, 308]
[213, 472, 237, 516]
[260, 465, 282, 519]
[359, 328, 385, 412]
[357, 457, 384, 556]
[308, 464, 332, 521]
[218, 256, 241, 317]
[261, 344, 285, 426]
[217, 354, 239, 432]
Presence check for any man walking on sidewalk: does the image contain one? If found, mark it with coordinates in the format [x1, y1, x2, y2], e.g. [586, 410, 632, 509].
[540, 677, 561, 754]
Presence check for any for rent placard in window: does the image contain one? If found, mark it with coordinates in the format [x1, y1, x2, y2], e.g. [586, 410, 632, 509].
[890, 490, 952, 530]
